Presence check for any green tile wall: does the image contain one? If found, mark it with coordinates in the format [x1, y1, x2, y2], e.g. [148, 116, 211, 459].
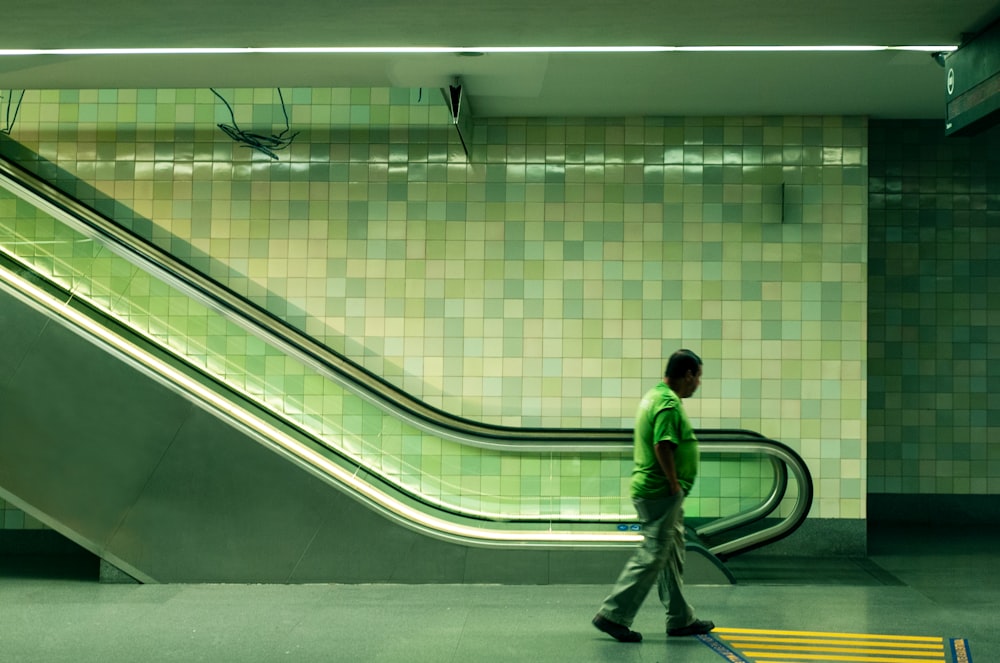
[0, 88, 868, 529]
[868, 120, 1000, 495]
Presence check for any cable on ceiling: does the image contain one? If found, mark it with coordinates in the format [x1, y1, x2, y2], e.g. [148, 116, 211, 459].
[209, 88, 299, 160]
[1, 90, 24, 135]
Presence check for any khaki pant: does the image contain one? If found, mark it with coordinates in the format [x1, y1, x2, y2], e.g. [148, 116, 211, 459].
[597, 492, 694, 629]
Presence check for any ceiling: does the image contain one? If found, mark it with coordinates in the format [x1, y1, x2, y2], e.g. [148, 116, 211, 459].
[2, 0, 1000, 119]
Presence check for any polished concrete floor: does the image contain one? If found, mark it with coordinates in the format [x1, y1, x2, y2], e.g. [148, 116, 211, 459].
[0, 523, 994, 663]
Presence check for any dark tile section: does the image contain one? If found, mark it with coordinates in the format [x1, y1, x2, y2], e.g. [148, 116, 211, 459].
[869, 493, 1000, 525]
[868, 119, 1000, 495]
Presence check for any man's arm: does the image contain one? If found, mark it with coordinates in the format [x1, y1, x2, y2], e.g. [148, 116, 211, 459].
[654, 441, 681, 496]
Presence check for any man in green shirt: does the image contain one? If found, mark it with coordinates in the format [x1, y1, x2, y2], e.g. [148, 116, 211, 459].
[592, 349, 715, 643]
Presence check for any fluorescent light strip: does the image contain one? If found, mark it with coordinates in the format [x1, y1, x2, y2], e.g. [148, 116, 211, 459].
[0, 45, 958, 56]
[676, 45, 958, 52]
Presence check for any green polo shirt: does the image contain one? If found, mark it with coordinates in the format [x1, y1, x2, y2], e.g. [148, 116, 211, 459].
[630, 381, 699, 498]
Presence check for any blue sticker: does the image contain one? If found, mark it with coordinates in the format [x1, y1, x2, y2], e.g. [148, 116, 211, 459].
[950, 638, 973, 663]
[697, 634, 753, 663]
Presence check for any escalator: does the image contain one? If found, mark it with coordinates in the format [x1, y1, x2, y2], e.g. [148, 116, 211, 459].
[0, 155, 812, 584]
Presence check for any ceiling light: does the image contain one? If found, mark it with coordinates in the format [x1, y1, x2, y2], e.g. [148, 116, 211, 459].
[0, 45, 959, 57]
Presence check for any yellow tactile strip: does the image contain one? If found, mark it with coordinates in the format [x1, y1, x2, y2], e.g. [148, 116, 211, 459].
[712, 627, 949, 663]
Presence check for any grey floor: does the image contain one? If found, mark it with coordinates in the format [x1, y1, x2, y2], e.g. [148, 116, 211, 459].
[0, 523, 995, 663]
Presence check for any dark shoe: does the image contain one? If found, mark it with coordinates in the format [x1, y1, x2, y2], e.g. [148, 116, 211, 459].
[592, 614, 642, 642]
[667, 619, 715, 637]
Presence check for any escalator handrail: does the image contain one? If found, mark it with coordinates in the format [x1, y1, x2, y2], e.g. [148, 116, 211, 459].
[700, 438, 814, 559]
[0, 153, 813, 554]
[1, 259, 812, 556]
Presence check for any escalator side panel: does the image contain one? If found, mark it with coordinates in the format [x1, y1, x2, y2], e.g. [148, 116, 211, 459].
[0, 290, 196, 565]
[108, 404, 341, 583]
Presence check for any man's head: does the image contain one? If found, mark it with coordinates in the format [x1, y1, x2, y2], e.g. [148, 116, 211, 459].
[664, 349, 702, 399]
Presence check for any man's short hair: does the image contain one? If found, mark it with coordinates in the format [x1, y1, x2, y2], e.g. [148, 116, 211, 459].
[665, 349, 702, 380]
